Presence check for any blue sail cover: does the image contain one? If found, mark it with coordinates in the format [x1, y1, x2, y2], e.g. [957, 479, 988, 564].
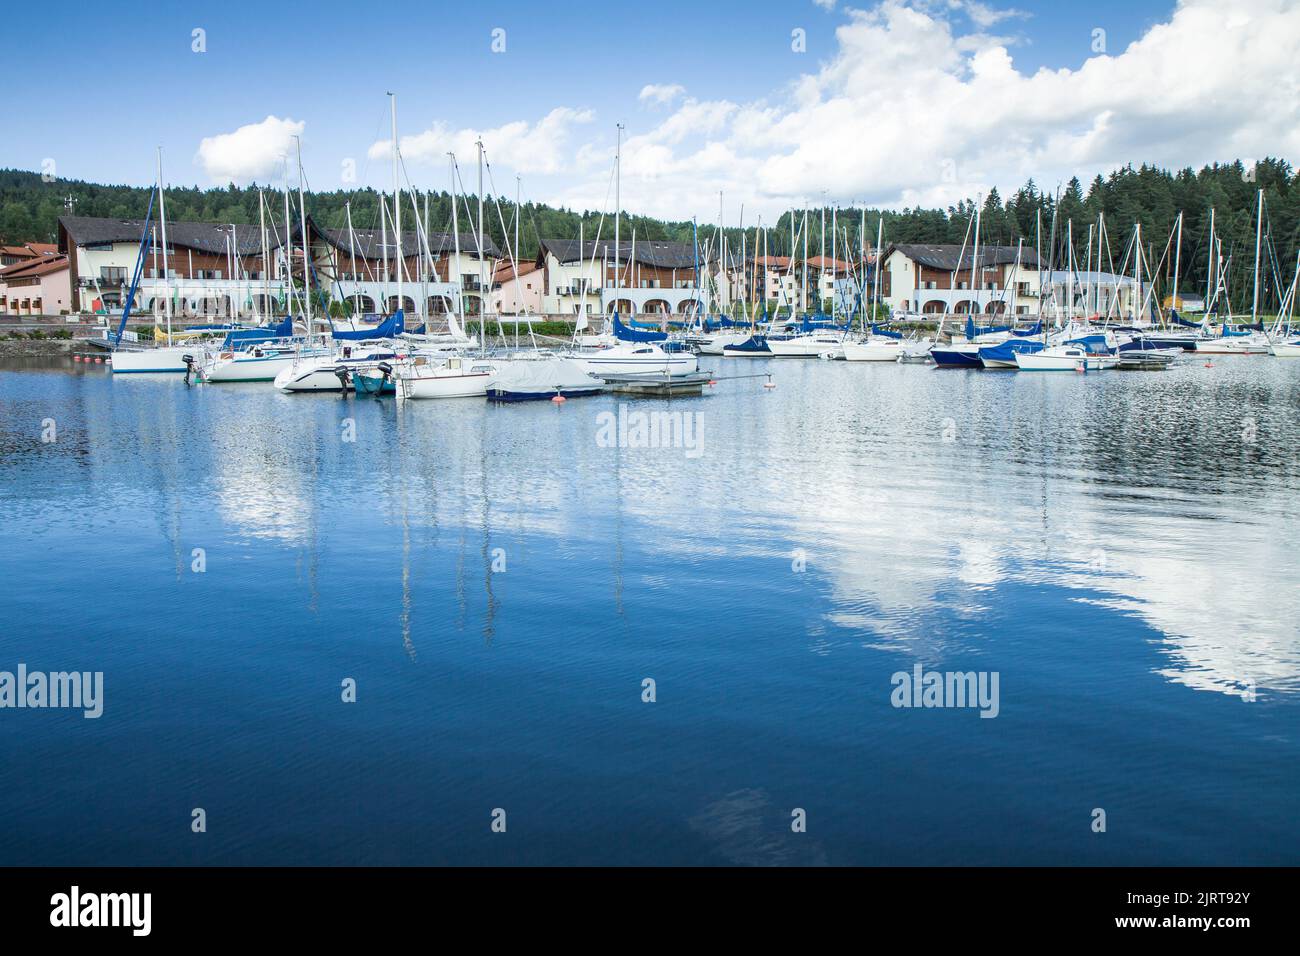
[612, 312, 667, 342]
[978, 339, 1044, 363]
[331, 309, 405, 341]
[1010, 320, 1043, 337]
[870, 324, 903, 339]
[1171, 309, 1201, 328]
[965, 317, 1013, 339]
[1065, 334, 1111, 354]
[704, 315, 737, 331]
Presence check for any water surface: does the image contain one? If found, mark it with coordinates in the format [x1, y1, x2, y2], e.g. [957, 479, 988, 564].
[0, 354, 1297, 865]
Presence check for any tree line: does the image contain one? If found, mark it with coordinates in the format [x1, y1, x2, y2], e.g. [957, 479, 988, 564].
[2, 157, 1296, 312]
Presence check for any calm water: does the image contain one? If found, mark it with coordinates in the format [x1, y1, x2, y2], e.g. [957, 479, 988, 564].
[0, 353, 1297, 866]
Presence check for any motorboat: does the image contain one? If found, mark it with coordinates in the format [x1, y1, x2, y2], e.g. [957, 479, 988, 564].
[1014, 344, 1091, 371]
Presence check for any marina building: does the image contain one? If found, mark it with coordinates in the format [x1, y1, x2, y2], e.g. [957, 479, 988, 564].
[308, 223, 497, 318]
[57, 216, 291, 318]
[882, 243, 1042, 316]
[536, 239, 711, 319]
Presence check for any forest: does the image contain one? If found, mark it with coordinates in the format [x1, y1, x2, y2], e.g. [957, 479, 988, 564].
[2, 157, 1297, 312]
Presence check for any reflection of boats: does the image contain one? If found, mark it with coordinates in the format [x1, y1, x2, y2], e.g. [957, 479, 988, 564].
[486, 358, 603, 402]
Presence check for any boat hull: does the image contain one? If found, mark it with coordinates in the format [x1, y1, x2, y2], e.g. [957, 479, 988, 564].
[842, 340, 902, 362]
[398, 371, 492, 399]
[1268, 342, 1300, 357]
[929, 345, 983, 368]
[109, 347, 192, 373]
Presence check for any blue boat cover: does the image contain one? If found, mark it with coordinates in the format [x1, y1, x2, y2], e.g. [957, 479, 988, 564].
[978, 339, 1044, 362]
[331, 309, 405, 341]
[612, 312, 667, 342]
[965, 317, 1013, 339]
[870, 324, 903, 339]
[1171, 309, 1201, 328]
[1010, 320, 1043, 337]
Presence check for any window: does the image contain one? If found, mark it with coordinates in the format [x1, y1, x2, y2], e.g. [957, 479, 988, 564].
[100, 267, 127, 285]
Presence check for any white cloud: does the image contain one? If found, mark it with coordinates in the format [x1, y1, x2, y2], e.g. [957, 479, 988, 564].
[638, 83, 686, 106]
[369, 107, 594, 176]
[556, 0, 1300, 221]
[195, 116, 304, 184]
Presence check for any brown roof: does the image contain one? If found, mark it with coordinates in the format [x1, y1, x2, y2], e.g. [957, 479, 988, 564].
[805, 255, 853, 271]
[493, 260, 540, 282]
[0, 254, 69, 281]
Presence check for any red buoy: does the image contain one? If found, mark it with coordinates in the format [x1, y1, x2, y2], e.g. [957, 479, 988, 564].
[551, 394, 566, 403]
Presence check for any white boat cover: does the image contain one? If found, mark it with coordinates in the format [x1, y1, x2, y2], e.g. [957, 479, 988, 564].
[488, 358, 602, 395]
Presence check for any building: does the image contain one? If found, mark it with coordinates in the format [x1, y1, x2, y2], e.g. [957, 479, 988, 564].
[58, 216, 290, 318]
[536, 239, 711, 318]
[309, 221, 497, 318]
[882, 243, 1041, 316]
[1, 242, 58, 268]
[491, 260, 544, 315]
[0, 254, 71, 316]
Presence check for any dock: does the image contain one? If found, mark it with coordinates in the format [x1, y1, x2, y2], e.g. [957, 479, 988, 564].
[596, 370, 714, 397]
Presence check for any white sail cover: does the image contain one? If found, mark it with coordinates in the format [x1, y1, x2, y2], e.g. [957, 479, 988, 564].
[488, 358, 601, 395]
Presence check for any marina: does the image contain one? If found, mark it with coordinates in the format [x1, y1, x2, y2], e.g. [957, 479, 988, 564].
[3, 0, 1300, 909]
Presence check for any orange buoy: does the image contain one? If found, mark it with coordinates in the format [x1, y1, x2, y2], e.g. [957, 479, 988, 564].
[763, 382, 776, 389]
[707, 379, 717, 386]
[551, 394, 566, 403]
[73, 355, 82, 362]
[94, 357, 104, 364]
[1204, 361, 1213, 368]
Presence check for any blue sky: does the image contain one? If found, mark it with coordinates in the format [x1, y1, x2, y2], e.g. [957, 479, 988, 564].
[2, 0, 1293, 221]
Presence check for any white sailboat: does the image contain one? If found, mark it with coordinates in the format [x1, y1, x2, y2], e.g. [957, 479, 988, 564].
[111, 149, 195, 374]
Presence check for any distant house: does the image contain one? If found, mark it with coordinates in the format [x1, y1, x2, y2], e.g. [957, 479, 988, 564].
[536, 238, 713, 318]
[309, 219, 497, 317]
[491, 260, 544, 316]
[882, 243, 1041, 316]
[1165, 292, 1206, 313]
[58, 215, 290, 318]
[0, 253, 71, 315]
[0, 242, 58, 267]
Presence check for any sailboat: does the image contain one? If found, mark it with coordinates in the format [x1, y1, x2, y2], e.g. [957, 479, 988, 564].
[111, 150, 222, 373]
[561, 125, 698, 376]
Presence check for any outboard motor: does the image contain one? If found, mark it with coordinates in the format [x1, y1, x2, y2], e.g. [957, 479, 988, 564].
[377, 361, 394, 385]
[182, 353, 197, 386]
[332, 366, 351, 393]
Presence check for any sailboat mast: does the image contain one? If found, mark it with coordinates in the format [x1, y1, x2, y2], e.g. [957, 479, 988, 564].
[1172, 211, 1183, 320]
[258, 188, 269, 322]
[391, 93, 402, 316]
[614, 124, 622, 306]
[450, 153, 462, 320]
[294, 136, 312, 344]
[1251, 188, 1263, 324]
[156, 147, 171, 340]
[1205, 207, 1216, 309]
